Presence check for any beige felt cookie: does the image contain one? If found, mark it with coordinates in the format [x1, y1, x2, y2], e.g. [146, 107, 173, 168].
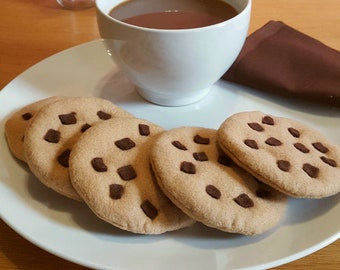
[69, 118, 194, 234]
[218, 111, 340, 198]
[24, 96, 133, 201]
[5, 96, 63, 162]
[150, 127, 287, 235]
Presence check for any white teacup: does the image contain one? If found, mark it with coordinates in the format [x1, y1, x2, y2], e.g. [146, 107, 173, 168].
[96, 0, 251, 106]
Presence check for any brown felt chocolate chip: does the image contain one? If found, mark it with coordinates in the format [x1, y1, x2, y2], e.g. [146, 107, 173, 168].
[22, 112, 33, 121]
[262, 116, 274, 125]
[81, 123, 91, 132]
[312, 142, 329, 153]
[91, 157, 108, 172]
[138, 124, 150, 136]
[206, 185, 221, 199]
[193, 152, 208, 162]
[256, 189, 272, 199]
[57, 149, 71, 168]
[277, 160, 290, 172]
[218, 154, 233, 166]
[194, 134, 210, 145]
[294, 143, 310, 153]
[303, 163, 319, 178]
[172, 141, 187, 150]
[141, 200, 158, 220]
[265, 137, 282, 146]
[115, 138, 136, 150]
[117, 165, 137, 180]
[59, 112, 77, 125]
[234, 193, 254, 208]
[44, 129, 61, 143]
[320, 156, 337, 167]
[288, 127, 300, 138]
[180, 161, 196, 174]
[97, 110, 112, 120]
[109, 184, 124, 199]
[248, 122, 264, 131]
[244, 139, 258, 149]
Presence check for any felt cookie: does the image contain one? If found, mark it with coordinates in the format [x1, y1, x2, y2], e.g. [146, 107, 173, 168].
[217, 111, 340, 198]
[69, 118, 194, 234]
[150, 127, 287, 235]
[24, 96, 133, 201]
[5, 96, 63, 162]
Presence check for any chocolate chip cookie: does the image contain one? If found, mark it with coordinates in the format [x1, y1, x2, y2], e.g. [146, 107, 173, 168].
[150, 126, 287, 235]
[69, 118, 194, 234]
[24, 96, 133, 201]
[218, 111, 340, 198]
[5, 96, 63, 162]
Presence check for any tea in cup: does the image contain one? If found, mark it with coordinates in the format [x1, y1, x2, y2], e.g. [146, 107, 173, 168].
[96, 0, 251, 106]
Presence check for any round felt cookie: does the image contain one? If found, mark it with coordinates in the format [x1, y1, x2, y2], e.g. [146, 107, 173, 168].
[150, 127, 287, 235]
[218, 111, 340, 198]
[24, 96, 133, 201]
[69, 118, 194, 234]
[5, 96, 63, 162]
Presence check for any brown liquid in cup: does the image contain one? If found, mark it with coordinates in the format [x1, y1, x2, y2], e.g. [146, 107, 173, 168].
[109, 0, 238, 29]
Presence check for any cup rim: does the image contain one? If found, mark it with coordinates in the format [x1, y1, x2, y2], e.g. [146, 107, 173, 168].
[96, 0, 251, 33]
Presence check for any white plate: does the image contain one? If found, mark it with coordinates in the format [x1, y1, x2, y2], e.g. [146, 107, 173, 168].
[0, 40, 339, 270]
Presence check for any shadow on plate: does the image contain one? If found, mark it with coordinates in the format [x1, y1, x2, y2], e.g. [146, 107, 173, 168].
[26, 174, 136, 236]
[25, 171, 287, 249]
[25, 173, 174, 244]
[167, 220, 281, 250]
[225, 81, 340, 118]
[95, 70, 147, 106]
[12, 146, 340, 249]
[284, 194, 340, 225]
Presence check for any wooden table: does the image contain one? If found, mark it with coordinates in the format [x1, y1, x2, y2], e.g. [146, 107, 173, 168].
[0, 0, 339, 269]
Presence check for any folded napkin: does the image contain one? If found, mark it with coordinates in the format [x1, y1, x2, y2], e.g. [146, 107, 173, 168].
[223, 20, 340, 107]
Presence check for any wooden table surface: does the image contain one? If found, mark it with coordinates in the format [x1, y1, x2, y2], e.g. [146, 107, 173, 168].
[0, 0, 339, 269]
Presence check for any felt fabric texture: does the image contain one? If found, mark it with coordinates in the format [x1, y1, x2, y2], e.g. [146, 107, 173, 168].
[150, 126, 287, 235]
[69, 117, 194, 234]
[217, 111, 340, 199]
[23, 97, 133, 201]
[223, 21, 340, 107]
[5, 96, 63, 162]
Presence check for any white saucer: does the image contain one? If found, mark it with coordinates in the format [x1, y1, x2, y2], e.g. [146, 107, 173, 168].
[0, 40, 339, 270]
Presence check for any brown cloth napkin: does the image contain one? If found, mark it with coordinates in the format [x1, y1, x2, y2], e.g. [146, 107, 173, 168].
[222, 21, 340, 107]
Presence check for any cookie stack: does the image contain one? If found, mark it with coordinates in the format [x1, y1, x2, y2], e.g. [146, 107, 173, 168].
[5, 97, 340, 236]
[5, 96, 193, 234]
